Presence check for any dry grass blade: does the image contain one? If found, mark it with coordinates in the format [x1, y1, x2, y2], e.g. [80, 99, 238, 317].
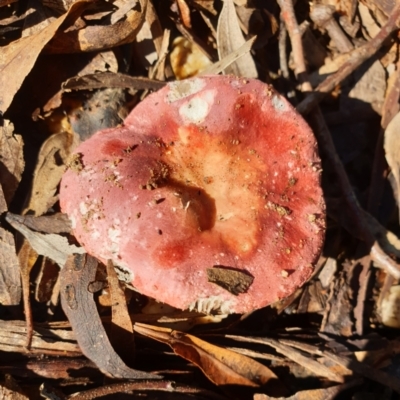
[200, 36, 256, 76]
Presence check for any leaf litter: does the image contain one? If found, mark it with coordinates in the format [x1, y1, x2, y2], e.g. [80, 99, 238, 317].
[2, 0, 400, 398]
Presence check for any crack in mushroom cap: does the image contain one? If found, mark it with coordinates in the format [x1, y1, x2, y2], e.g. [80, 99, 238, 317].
[60, 75, 326, 314]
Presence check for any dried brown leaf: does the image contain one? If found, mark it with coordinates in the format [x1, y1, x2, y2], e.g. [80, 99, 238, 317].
[134, 323, 280, 388]
[106, 260, 135, 363]
[0, 187, 21, 306]
[60, 254, 160, 380]
[133, 0, 163, 71]
[217, 0, 257, 77]
[25, 131, 79, 216]
[0, 120, 24, 206]
[0, 0, 91, 113]
[111, 0, 139, 24]
[45, 0, 147, 53]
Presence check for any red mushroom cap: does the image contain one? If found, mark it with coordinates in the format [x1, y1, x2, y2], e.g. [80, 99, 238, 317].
[60, 75, 325, 314]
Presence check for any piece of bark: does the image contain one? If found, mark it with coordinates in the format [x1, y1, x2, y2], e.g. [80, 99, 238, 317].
[60, 254, 161, 380]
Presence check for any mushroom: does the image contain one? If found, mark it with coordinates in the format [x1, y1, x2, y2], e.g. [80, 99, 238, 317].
[60, 75, 325, 314]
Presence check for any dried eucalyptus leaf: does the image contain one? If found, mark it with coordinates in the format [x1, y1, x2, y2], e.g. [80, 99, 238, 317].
[200, 36, 256, 76]
[6, 213, 84, 267]
[217, 0, 257, 77]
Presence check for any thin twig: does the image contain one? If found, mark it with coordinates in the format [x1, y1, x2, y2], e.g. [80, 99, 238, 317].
[278, 18, 290, 80]
[297, 3, 400, 115]
[67, 381, 228, 400]
[277, 0, 311, 92]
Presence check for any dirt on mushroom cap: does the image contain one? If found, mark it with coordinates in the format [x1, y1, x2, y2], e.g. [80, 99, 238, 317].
[59, 75, 326, 314]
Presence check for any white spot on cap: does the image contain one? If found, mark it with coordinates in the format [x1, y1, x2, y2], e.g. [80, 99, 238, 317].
[167, 78, 206, 102]
[271, 95, 287, 112]
[91, 230, 100, 240]
[108, 227, 121, 255]
[69, 215, 77, 229]
[179, 96, 209, 124]
[79, 201, 88, 215]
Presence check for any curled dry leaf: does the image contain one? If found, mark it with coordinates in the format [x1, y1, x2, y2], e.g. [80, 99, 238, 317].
[60, 254, 160, 380]
[45, 0, 148, 54]
[217, 0, 257, 78]
[134, 323, 282, 390]
[0, 120, 24, 206]
[0, 0, 91, 114]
